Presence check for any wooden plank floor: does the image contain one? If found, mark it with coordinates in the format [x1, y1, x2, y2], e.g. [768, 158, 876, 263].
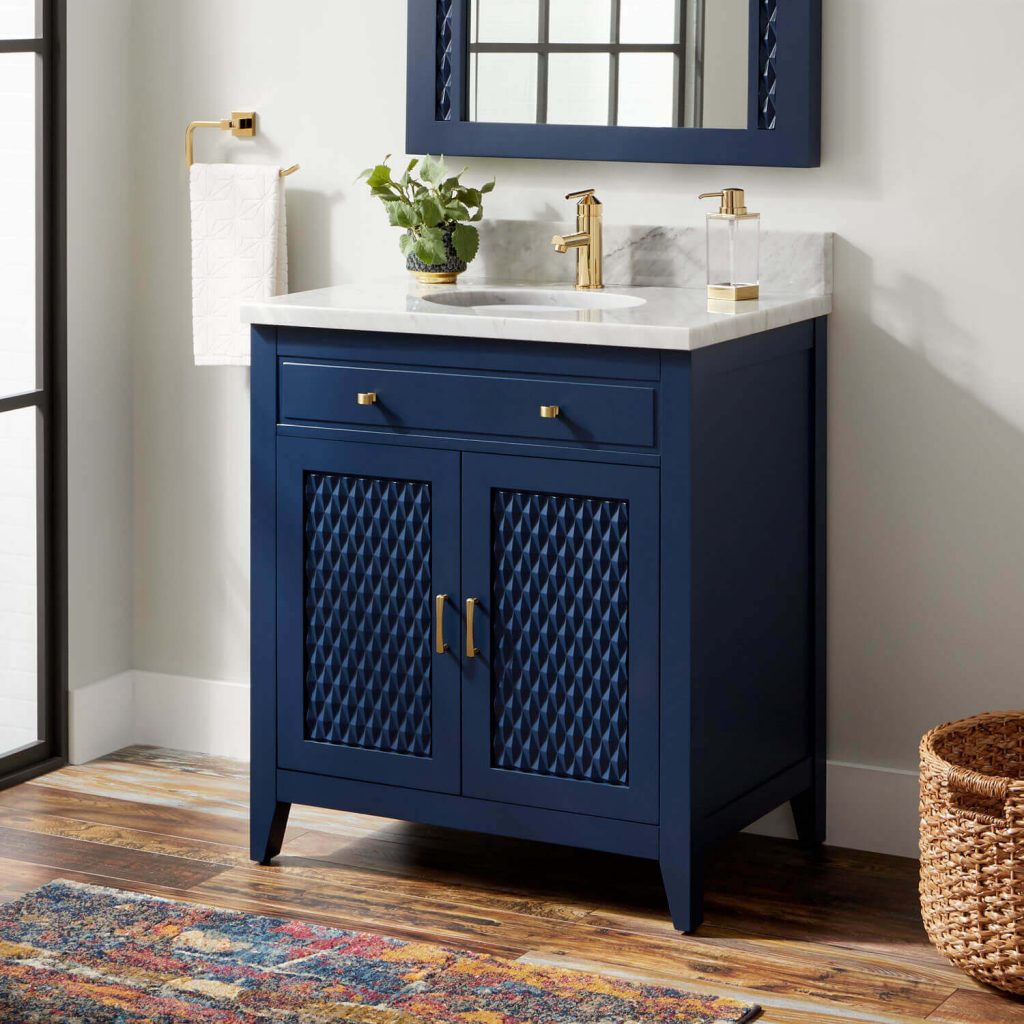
[1, 746, 1021, 1023]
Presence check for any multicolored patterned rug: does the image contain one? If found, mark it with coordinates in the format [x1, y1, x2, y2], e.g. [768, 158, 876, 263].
[0, 881, 759, 1023]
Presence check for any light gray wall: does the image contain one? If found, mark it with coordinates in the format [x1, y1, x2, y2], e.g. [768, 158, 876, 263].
[121, 0, 1024, 781]
[66, 0, 135, 692]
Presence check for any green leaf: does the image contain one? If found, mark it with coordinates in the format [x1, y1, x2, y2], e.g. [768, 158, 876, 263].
[451, 223, 480, 263]
[414, 226, 448, 265]
[419, 154, 446, 187]
[440, 173, 465, 199]
[444, 202, 472, 222]
[480, 178, 496, 194]
[384, 200, 418, 229]
[366, 163, 393, 189]
[416, 196, 445, 227]
[399, 158, 420, 188]
[399, 232, 416, 256]
[459, 188, 482, 208]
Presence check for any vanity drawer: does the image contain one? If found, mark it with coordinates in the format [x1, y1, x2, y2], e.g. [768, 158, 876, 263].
[280, 361, 656, 448]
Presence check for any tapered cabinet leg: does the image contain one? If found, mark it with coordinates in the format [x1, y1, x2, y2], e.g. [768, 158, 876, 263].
[660, 854, 704, 934]
[791, 785, 826, 848]
[251, 798, 291, 864]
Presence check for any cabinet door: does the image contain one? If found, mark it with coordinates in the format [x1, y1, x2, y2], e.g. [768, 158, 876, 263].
[461, 454, 659, 823]
[276, 438, 460, 794]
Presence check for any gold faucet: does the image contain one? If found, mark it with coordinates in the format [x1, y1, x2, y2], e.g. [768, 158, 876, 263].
[552, 189, 603, 290]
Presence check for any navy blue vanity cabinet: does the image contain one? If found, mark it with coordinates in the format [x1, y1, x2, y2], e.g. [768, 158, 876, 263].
[250, 320, 828, 934]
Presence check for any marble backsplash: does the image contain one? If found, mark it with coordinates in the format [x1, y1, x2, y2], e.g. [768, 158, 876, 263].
[468, 220, 833, 295]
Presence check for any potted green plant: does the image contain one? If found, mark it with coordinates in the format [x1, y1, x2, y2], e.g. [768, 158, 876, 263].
[359, 154, 495, 284]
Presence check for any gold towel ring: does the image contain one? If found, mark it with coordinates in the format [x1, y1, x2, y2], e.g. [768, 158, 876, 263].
[185, 111, 300, 179]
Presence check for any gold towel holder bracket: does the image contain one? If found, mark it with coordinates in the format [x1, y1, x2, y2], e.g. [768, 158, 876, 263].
[185, 111, 300, 178]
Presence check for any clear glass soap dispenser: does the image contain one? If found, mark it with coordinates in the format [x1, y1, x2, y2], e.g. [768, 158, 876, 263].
[698, 188, 760, 301]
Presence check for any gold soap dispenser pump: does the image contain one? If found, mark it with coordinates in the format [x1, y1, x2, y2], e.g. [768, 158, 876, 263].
[698, 188, 760, 301]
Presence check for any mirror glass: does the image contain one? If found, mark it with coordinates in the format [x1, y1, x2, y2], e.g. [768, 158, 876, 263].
[468, 0, 749, 129]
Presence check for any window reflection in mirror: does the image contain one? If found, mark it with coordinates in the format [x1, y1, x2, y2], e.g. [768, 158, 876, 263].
[468, 0, 749, 129]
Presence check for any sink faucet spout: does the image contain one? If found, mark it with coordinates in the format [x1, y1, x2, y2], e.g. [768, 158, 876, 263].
[551, 231, 590, 254]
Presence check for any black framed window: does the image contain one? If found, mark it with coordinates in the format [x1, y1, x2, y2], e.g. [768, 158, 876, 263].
[0, 0, 67, 788]
[467, 0, 724, 129]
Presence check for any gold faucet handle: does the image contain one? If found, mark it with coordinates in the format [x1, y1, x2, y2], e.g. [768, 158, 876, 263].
[566, 188, 600, 204]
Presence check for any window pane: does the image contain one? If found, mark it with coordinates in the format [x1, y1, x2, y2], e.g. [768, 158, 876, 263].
[549, 0, 611, 44]
[470, 53, 538, 123]
[472, 0, 538, 43]
[618, 52, 676, 127]
[0, 0, 37, 39]
[547, 53, 610, 126]
[619, 0, 679, 44]
[0, 53, 37, 397]
[0, 407, 38, 757]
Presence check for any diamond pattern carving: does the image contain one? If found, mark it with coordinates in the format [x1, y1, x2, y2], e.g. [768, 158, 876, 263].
[303, 472, 433, 757]
[436, 0, 456, 120]
[490, 489, 630, 786]
[759, 0, 779, 129]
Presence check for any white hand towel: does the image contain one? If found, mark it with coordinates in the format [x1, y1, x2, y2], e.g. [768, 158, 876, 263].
[190, 163, 288, 366]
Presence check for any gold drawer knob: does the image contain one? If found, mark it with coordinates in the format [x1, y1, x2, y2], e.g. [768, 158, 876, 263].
[357, 392, 378, 406]
[540, 405, 560, 419]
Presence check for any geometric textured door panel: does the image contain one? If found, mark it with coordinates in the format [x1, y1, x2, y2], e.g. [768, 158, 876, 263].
[276, 438, 460, 795]
[461, 454, 659, 824]
[491, 489, 629, 786]
[304, 472, 433, 756]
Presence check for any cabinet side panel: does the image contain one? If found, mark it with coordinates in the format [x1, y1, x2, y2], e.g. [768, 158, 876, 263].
[251, 325, 285, 859]
[692, 323, 815, 815]
[658, 353, 701, 930]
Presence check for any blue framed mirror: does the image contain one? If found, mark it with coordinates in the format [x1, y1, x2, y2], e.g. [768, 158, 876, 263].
[407, 0, 820, 167]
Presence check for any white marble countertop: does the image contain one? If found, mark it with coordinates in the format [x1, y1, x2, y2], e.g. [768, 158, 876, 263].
[242, 280, 831, 352]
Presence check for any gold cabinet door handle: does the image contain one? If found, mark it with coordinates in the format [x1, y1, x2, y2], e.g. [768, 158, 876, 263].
[540, 405, 560, 419]
[435, 594, 449, 654]
[466, 598, 480, 658]
[357, 392, 377, 406]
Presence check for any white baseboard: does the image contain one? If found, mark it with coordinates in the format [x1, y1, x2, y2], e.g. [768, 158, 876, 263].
[69, 675, 920, 858]
[68, 670, 249, 765]
[133, 672, 250, 761]
[69, 671, 135, 764]
[746, 760, 921, 859]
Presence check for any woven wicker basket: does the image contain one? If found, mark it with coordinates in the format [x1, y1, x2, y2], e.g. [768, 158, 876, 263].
[920, 711, 1024, 994]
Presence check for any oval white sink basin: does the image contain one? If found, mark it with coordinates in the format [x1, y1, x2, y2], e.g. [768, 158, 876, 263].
[422, 288, 647, 314]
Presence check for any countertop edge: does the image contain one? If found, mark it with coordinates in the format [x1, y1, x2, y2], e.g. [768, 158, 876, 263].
[241, 293, 832, 352]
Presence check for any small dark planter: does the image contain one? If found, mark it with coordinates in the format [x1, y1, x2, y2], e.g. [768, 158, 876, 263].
[406, 226, 467, 284]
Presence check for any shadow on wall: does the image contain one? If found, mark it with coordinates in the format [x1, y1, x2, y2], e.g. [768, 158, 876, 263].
[287, 188, 343, 293]
[828, 237, 1024, 771]
[749, 236, 1024, 858]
